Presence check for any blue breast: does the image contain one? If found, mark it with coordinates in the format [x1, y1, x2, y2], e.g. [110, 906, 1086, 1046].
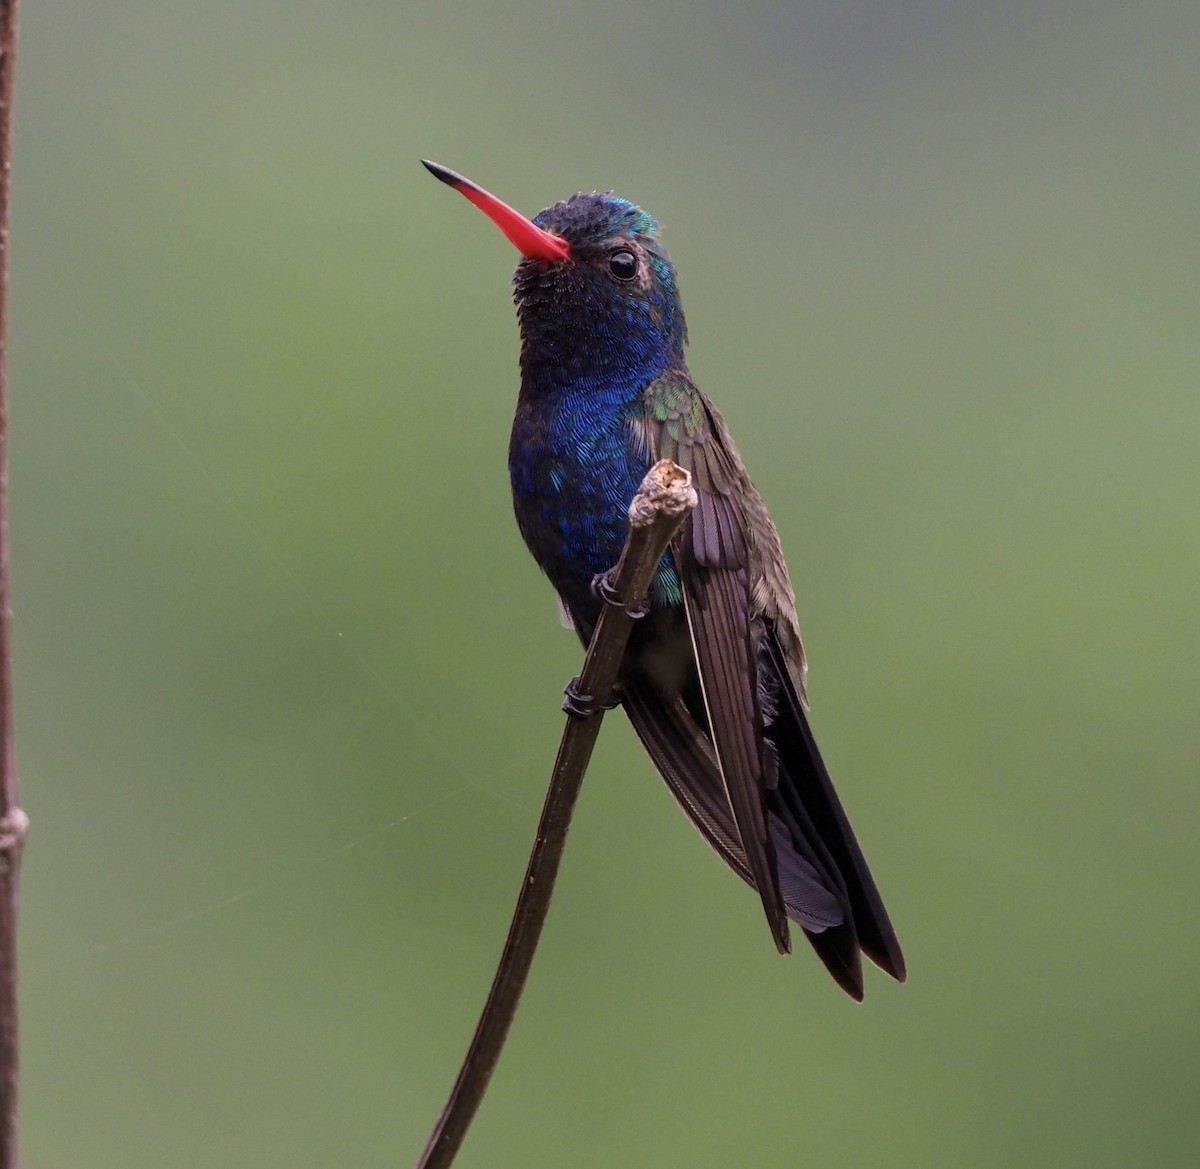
[509, 379, 682, 628]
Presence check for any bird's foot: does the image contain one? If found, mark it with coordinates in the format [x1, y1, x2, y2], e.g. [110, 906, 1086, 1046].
[590, 569, 649, 619]
[562, 676, 623, 719]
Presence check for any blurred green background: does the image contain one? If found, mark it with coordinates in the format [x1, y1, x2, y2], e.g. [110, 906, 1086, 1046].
[14, 2, 1199, 1166]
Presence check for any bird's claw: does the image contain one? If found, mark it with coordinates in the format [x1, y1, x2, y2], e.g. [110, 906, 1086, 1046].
[562, 676, 623, 719]
[590, 569, 649, 619]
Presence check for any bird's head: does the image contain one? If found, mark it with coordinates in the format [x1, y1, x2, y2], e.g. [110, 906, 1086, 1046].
[424, 161, 687, 395]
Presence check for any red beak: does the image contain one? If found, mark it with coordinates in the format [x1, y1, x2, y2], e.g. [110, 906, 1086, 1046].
[422, 160, 571, 263]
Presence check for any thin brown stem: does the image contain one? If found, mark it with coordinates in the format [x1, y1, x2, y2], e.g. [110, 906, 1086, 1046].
[0, 4, 24, 1168]
[417, 460, 697, 1169]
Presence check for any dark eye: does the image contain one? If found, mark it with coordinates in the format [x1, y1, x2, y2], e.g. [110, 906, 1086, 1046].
[607, 250, 638, 280]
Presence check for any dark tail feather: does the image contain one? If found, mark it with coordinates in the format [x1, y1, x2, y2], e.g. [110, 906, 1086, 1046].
[765, 631, 907, 983]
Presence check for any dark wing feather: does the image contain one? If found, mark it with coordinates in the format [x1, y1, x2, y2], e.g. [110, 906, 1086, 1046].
[647, 373, 790, 953]
[679, 559, 790, 953]
[621, 678, 847, 933]
[764, 627, 907, 981]
[622, 677, 868, 998]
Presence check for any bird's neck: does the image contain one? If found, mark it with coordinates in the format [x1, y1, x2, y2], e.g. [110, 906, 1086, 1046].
[518, 358, 669, 413]
[517, 302, 682, 403]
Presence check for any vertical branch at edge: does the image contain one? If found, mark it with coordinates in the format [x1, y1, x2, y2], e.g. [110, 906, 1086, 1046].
[0, 4, 25, 1169]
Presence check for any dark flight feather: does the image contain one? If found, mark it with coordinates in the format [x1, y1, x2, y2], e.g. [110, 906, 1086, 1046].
[680, 556, 791, 954]
[762, 631, 907, 982]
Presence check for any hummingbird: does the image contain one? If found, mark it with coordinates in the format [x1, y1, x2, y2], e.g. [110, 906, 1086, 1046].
[423, 160, 905, 999]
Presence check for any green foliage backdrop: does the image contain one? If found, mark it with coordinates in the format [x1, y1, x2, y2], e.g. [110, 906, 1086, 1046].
[15, 3, 1198, 1166]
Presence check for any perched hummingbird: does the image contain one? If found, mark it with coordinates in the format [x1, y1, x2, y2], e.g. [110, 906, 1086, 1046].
[423, 161, 905, 999]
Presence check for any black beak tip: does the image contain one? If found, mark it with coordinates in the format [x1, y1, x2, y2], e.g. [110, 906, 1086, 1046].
[422, 159, 464, 189]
